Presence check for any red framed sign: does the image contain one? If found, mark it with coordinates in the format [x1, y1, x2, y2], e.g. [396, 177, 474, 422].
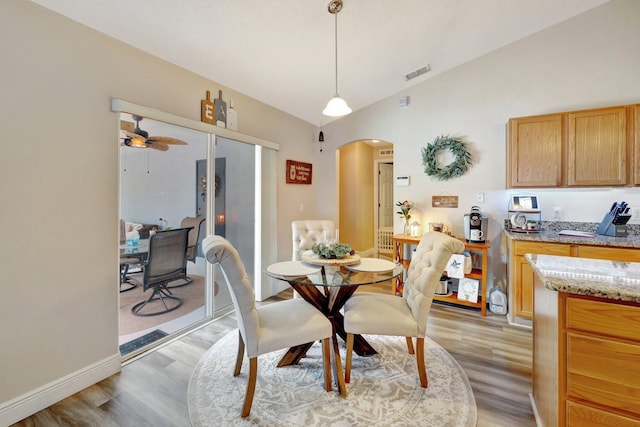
[286, 160, 312, 184]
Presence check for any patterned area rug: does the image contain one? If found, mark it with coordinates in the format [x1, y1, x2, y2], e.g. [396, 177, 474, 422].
[188, 330, 477, 426]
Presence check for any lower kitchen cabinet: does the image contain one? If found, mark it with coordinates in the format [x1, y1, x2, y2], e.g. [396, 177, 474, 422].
[510, 240, 570, 319]
[508, 238, 640, 322]
[533, 286, 640, 426]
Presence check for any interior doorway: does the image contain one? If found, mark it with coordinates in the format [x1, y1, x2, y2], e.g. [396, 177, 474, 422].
[337, 141, 394, 257]
[376, 161, 394, 256]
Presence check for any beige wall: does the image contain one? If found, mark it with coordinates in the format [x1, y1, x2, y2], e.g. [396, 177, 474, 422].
[0, 0, 317, 420]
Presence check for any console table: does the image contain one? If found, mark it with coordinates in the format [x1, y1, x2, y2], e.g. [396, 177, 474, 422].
[392, 234, 490, 316]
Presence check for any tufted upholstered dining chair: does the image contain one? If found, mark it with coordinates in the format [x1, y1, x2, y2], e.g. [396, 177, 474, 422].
[291, 220, 336, 261]
[343, 231, 465, 387]
[202, 235, 333, 418]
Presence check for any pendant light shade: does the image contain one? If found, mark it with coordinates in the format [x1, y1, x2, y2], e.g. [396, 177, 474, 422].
[323, 95, 352, 116]
[323, 0, 351, 117]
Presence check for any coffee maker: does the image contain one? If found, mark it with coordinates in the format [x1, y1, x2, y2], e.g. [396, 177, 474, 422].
[464, 205, 488, 243]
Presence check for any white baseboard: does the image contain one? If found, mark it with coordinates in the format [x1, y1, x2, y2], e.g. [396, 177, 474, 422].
[0, 353, 121, 426]
[529, 392, 543, 427]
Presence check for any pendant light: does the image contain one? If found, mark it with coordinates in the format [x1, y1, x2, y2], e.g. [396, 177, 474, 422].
[323, 0, 352, 117]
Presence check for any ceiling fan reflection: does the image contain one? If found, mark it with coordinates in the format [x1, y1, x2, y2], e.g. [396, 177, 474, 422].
[120, 115, 188, 151]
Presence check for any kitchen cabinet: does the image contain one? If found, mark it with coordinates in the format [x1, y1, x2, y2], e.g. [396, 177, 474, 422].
[508, 239, 640, 321]
[511, 241, 570, 319]
[634, 105, 640, 185]
[392, 235, 490, 316]
[507, 104, 634, 188]
[567, 106, 628, 186]
[507, 113, 563, 187]
[532, 273, 640, 426]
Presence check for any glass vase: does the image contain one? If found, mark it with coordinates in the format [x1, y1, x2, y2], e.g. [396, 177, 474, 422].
[404, 220, 411, 235]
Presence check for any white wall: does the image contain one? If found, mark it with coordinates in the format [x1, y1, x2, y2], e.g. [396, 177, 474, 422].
[0, 1, 315, 422]
[318, 0, 640, 291]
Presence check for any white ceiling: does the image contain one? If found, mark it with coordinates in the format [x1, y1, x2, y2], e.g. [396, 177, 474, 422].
[30, 0, 609, 126]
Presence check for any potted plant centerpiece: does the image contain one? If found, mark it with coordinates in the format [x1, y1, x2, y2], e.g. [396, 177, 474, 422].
[311, 242, 354, 259]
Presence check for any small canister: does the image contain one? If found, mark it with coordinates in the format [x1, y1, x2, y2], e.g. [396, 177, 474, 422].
[435, 274, 449, 295]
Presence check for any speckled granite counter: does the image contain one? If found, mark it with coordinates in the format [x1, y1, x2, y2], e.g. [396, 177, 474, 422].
[525, 253, 640, 303]
[505, 221, 640, 248]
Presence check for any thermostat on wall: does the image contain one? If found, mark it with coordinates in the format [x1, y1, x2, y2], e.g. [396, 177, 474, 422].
[396, 175, 410, 186]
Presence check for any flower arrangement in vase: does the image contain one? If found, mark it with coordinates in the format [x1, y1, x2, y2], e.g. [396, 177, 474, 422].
[396, 200, 414, 235]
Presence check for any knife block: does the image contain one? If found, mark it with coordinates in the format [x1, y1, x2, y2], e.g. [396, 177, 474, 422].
[596, 213, 628, 237]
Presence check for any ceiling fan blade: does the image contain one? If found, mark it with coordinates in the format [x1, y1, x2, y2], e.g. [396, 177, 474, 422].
[149, 141, 170, 151]
[147, 136, 188, 145]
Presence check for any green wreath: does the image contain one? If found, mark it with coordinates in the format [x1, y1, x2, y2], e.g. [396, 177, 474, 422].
[421, 135, 471, 181]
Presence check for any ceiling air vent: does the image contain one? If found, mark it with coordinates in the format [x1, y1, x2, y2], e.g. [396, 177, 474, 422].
[405, 65, 431, 81]
[379, 149, 394, 156]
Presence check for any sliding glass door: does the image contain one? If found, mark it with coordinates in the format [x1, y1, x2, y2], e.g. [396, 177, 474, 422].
[114, 99, 280, 358]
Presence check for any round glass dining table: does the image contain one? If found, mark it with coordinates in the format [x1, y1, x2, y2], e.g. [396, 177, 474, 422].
[265, 257, 402, 397]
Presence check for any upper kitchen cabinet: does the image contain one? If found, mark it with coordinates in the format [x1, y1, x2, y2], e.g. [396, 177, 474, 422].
[507, 104, 635, 188]
[507, 113, 563, 187]
[567, 106, 628, 186]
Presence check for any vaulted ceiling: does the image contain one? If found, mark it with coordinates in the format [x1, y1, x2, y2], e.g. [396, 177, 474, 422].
[30, 0, 609, 125]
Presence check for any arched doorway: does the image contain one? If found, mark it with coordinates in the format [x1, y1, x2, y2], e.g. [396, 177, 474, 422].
[336, 140, 394, 257]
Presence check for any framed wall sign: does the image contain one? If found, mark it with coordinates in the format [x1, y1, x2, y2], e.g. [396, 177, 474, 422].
[286, 160, 312, 184]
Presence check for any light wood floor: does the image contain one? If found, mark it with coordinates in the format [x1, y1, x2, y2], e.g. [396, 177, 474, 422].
[13, 285, 535, 426]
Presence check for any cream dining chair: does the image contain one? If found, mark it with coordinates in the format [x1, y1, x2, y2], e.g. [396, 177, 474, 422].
[291, 219, 336, 261]
[343, 231, 465, 387]
[202, 235, 333, 418]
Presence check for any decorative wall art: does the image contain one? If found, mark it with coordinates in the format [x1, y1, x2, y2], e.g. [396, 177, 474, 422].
[286, 160, 313, 184]
[201, 90, 237, 130]
[201, 90, 216, 125]
[421, 135, 472, 181]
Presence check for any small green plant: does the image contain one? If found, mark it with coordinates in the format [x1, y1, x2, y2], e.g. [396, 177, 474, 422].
[311, 242, 354, 259]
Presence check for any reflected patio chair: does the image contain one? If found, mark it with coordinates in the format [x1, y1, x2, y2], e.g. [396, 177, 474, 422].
[119, 219, 143, 292]
[343, 231, 465, 387]
[166, 216, 205, 289]
[131, 227, 191, 317]
[203, 235, 333, 418]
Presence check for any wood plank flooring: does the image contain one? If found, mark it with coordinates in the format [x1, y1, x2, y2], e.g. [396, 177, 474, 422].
[13, 286, 535, 426]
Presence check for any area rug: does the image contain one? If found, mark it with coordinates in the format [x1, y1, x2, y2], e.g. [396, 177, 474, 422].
[188, 330, 477, 426]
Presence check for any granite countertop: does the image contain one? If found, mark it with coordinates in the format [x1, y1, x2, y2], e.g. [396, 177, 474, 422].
[504, 221, 640, 248]
[525, 253, 640, 303]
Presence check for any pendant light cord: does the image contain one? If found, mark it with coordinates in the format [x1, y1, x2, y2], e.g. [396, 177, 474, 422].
[334, 12, 338, 95]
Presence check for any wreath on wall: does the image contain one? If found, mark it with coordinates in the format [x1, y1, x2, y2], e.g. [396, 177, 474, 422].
[421, 135, 472, 181]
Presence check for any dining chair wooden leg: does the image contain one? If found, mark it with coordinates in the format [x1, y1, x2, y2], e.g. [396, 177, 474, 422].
[415, 337, 428, 388]
[322, 338, 332, 391]
[345, 333, 354, 384]
[406, 336, 415, 354]
[234, 331, 245, 376]
[241, 357, 258, 417]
